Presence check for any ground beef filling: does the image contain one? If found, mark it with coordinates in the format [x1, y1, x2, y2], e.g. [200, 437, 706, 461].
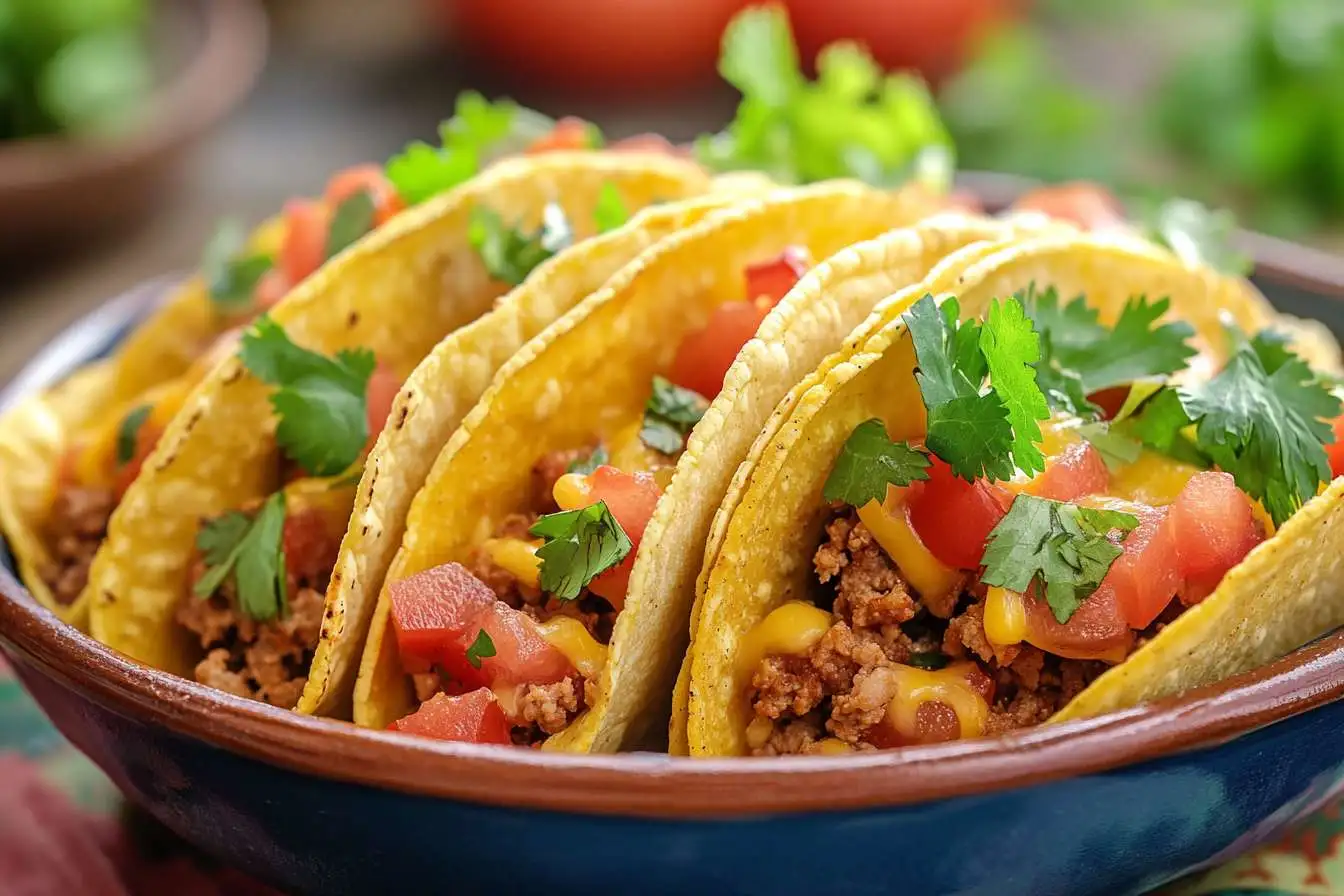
[747, 511, 1110, 756]
[417, 446, 617, 746]
[176, 513, 338, 708]
[41, 486, 116, 605]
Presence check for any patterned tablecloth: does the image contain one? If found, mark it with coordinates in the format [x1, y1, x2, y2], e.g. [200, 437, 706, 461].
[1, 656, 1340, 896]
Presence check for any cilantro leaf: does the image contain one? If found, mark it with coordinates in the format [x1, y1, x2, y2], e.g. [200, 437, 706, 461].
[1022, 285, 1196, 393]
[1147, 197, 1252, 278]
[1075, 421, 1142, 471]
[384, 92, 555, 206]
[469, 202, 573, 286]
[193, 491, 289, 622]
[567, 444, 609, 476]
[593, 182, 629, 233]
[981, 495, 1139, 624]
[925, 393, 1015, 482]
[465, 629, 496, 670]
[239, 317, 376, 477]
[202, 219, 274, 313]
[529, 501, 632, 601]
[325, 191, 376, 261]
[980, 298, 1049, 476]
[640, 376, 708, 455]
[695, 4, 953, 186]
[823, 418, 931, 506]
[1116, 387, 1207, 468]
[1179, 340, 1339, 526]
[116, 404, 151, 467]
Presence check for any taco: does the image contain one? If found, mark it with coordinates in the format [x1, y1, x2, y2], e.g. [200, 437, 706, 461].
[683, 234, 1344, 756]
[353, 182, 1038, 752]
[75, 151, 710, 711]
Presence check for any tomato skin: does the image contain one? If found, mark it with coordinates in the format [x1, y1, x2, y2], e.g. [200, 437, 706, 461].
[253, 269, 291, 311]
[668, 299, 770, 399]
[583, 466, 663, 608]
[1088, 387, 1130, 421]
[526, 117, 597, 153]
[1170, 471, 1263, 605]
[278, 199, 330, 287]
[389, 562, 574, 689]
[1326, 414, 1344, 479]
[745, 246, 812, 305]
[1028, 441, 1109, 502]
[1010, 182, 1127, 232]
[609, 133, 690, 157]
[1023, 583, 1135, 662]
[324, 164, 405, 226]
[282, 507, 343, 590]
[391, 689, 512, 744]
[365, 364, 402, 444]
[1096, 505, 1183, 631]
[907, 458, 1012, 570]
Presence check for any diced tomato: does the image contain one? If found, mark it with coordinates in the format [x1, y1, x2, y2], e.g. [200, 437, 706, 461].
[1095, 504, 1183, 631]
[253, 269, 291, 310]
[582, 466, 663, 608]
[526, 116, 597, 153]
[1326, 414, 1344, 480]
[389, 562, 574, 689]
[390, 689, 511, 744]
[282, 506, 343, 589]
[1010, 182, 1127, 232]
[1169, 471, 1263, 605]
[1023, 583, 1135, 662]
[609, 133, 688, 157]
[112, 422, 162, 500]
[745, 246, 812, 305]
[667, 298, 770, 398]
[365, 364, 402, 444]
[1088, 386, 1129, 421]
[1029, 441, 1109, 502]
[278, 199, 331, 286]
[323, 163, 406, 226]
[907, 458, 1012, 570]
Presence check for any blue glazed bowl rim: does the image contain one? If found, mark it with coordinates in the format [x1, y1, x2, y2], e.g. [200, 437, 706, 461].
[3, 230, 1344, 821]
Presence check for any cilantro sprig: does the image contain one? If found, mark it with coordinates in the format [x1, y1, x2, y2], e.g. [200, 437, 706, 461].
[194, 491, 288, 621]
[529, 502, 632, 601]
[567, 444, 610, 477]
[695, 4, 953, 187]
[239, 317, 376, 477]
[823, 418, 930, 506]
[593, 182, 630, 233]
[465, 629, 496, 670]
[640, 377, 709, 455]
[981, 495, 1140, 623]
[202, 219, 274, 313]
[325, 191, 376, 261]
[116, 405, 151, 467]
[470, 202, 573, 286]
[384, 92, 555, 206]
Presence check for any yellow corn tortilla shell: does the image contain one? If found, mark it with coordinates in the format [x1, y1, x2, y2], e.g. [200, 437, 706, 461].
[86, 151, 710, 685]
[353, 180, 951, 746]
[685, 234, 1273, 756]
[665, 220, 1077, 754]
[0, 362, 118, 628]
[296, 191, 732, 717]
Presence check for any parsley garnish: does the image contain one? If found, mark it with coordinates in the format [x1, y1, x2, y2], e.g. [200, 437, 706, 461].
[903, 294, 1047, 482]
[384, 92, 554, 206]
[1022, 285, 1197, 395]
[695, 5, 953, 187]
[325, 191, 376, 260]
[469, 202, 573, 286]
[115, 405, 151, 467]
[465, 629, 496, 669]
[594, 182, 629, 233]
[981, 495, 1140, 624]
[567, 444, 609, 476]
[822, 418, 930, 506]
[202, 219, 274, 313]
[640, 376, 708, 455]
[1178, 332, 1339, 526]
[529, 501, 632, 601]
[238, 317, 376, 477]
[193, 491, 289, 621]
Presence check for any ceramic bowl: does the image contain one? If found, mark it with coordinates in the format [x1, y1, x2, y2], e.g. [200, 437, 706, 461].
[3, 234, 1344, 896]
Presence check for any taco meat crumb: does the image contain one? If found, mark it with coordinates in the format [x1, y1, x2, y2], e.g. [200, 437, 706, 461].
[531, 447, 592, 513]
[179, 583, 326, 708]
[518, 677, 583, 735]
[42, 485, 116, 605]
[746, 509, 1112, 754]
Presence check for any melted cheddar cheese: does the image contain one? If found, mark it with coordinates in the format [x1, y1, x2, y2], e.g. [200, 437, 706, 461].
[483, 538, 542, 588]
[534, 616, 608, 680]
[736, 601, 833, 679]
[883, 662, 989, 743]
[858, 492, 959, 601]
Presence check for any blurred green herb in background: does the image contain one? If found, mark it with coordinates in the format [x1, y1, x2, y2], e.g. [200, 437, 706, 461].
[0, 0, 152, 141]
